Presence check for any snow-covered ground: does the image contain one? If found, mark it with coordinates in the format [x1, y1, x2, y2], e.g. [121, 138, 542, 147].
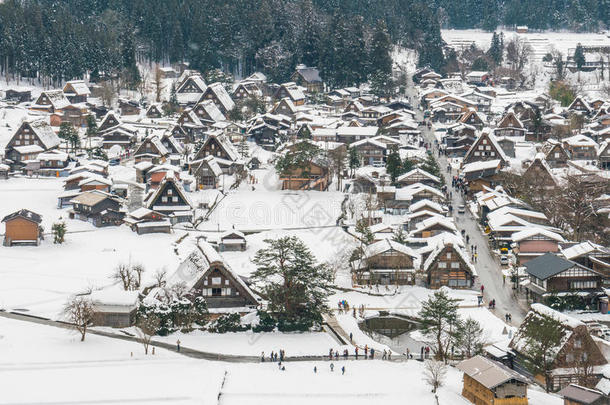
[0, 316, 562, 405]
[0, 177, 185, 318]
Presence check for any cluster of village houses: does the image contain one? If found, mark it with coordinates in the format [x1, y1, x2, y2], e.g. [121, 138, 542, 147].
[1, 60, 610, 402]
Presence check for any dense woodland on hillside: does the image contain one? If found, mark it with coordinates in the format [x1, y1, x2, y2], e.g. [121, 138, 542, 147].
[0, 0, 607, 88]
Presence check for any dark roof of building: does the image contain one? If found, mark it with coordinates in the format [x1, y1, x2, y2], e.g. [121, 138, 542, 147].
[524, 252, 577, 280]
[295, 67, 322, 83]
[2, 209, 42, 224]
[558, 384, 604, 404]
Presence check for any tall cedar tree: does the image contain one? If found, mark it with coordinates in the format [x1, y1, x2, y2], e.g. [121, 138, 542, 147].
[518, 312, 565, 392]
[418, 290, 462, 362]
[252, 237, 333, 327]
[386, 147, 403, 184]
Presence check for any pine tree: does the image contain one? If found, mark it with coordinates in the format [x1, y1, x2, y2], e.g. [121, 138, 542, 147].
[348, 146, 360, 177]
[574, 43, 585, 72]
[518, 311, 565, 392]
[252, 236, 333, 329]
[418, 290, 462, 362]
[386, 147, 403, 183]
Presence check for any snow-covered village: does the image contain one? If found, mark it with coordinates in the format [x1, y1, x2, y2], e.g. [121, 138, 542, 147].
[1, 1, 610, 404]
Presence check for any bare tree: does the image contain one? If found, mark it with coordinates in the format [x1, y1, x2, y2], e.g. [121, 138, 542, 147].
[328, 146, 347, 191]
[506, 37, 532, 81]
[111, 263, 144, 291]
[136, 315, 160, 355]
[152, 65, 166, 103]
[63, 296, 94, 341]
[153, 268, 167, 288]
[100, 80, 116, 107]
[424, 360, 447, 393]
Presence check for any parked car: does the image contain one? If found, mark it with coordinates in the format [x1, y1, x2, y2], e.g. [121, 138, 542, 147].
[109, 158, 120, 166]
[500, 255, 509, 266]
[458, 205, 465, 214]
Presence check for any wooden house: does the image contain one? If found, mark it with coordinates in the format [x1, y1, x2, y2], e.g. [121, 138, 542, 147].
[512, 228, 565, 265]
[521, 154, 558, 190]
[193, 133, 240, 169]
[568, 96, 592, 116]
[232, 81, 263, 100]
[176, 73, 207, 105]
[2, 209, 42, 246]
[459, 109, 485, 130]
[424, 241, 476, 288]
[52, 104, 89, 127]
[90, 290, 139, 327]
[193, 156, 222, 190]
[559, 384, 607, 405]
[36, 150, 70, 176]
[4, 88, 31, 103]
[563, 135, 598, 161]
[344, 100, 364, 115]
[274, 82, 306, 106]
[410, 216, 458, 239]
[510, 304, 607, 391]
[4, 120, 61, 168]
[349, 138, 387, 167]
[540, 139, 571, 168]
[457, 355, 529, 405]
[351, 239, 419, 285]
[31, 90, 70, 114]
[123, 207, 171, 235]
[495, 112, 526, 137]
[193, 99, 225, 124]
[145, 104, 163, 118]
[523, 253, 603, 304]
[100, 127, 137, 150]
[118, 99, 140, 116]
[396, 168, 440, 188]
[279, 159, 329, 191]
[409, 199, 445, 215]
[463, 132, 507, 166]
[98, 111, 122, 132]
[272, 98, 297, 118]
[159, 133, 184, 156]
[134, 135, 169, 164]
[199, 82, 235, 114]
[291, 65, 323, 93]
[70, 191, 124, 227]
[62, 80, 90, 103]
[144, 171, 193, 224]
[218, 230, 247, 252]
[166, 245, 259, 309]
[177, 108, 206, 139]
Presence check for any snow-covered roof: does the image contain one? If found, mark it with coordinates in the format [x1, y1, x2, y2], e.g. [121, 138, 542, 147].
[457, 356, 527, 389]
[563, 134, 598, 148]
[362, 239, 419, 260]
[511, 227, 564, 243]
[422, 239, 476, 276]
[561, 241, 609, 260]
[28, 119, 61, 150]
[64, 80, 91, 96]
[90, 289, 138, 307]
[196, 99, 226, 122]
[396, 168, 440, 184]
[409, 199, 444, 213]
[461, 159, 501, 174]
[412, 216, 457, 234]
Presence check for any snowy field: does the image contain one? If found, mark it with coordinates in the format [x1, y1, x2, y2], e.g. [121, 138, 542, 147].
[0, 316, 562, 405]
[0, 177, 185, 318]
[442, 29, 610, 61]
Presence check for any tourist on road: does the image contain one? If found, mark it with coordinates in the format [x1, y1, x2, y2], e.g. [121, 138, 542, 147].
[355, 347, 359, 359]
[480, 285, 485, 294]
[176, 339, 181, 352]
[342, 366, 346, 375]
[330, 363, 334, 372]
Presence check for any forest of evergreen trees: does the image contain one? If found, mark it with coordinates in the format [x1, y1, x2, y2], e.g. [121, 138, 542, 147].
[0, 0, 607, 88]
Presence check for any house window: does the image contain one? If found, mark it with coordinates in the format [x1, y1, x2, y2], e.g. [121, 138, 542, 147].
[172, 196, 178, 203]
[570, 280, 597, 289]
[438, 262, 447, 269]
[212, 277, 222, 285]
[212, 288, 222, 296]
[161, 196, 168, 202]
[451, 262, 460, 269]
[446, 252, 452, 259]
[574, 339, 582, 348]
[167, 189, 173, 195]
[482, 139, 488, 144]
[225, 279, 230, 285]
[474, 151, 480, 156]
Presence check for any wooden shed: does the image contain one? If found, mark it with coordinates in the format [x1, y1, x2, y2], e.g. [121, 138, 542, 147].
[457, 355, 529, 405]
[2, 209, 43, 246]
[91, 290, 139, 328]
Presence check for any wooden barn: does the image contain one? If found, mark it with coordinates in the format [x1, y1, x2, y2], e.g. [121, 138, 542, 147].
[2, 209, 43, 246]
[457, 355, 529, 405]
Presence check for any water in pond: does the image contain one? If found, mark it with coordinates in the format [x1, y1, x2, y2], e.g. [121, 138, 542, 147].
[359, 316, 425, 354]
